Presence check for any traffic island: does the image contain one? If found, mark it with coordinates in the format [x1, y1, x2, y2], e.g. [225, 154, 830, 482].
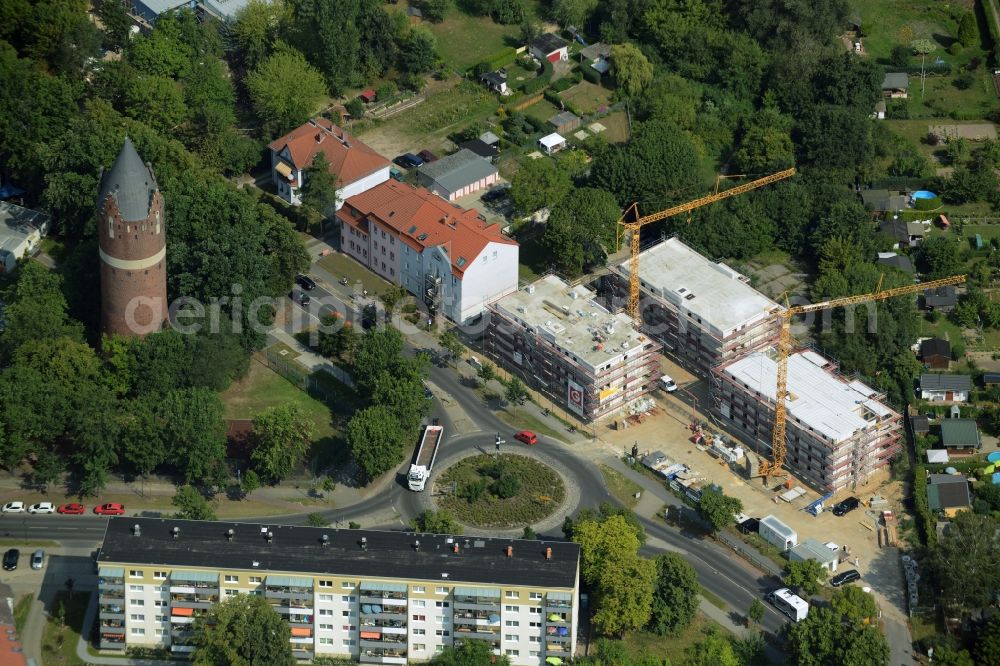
[433, 454, 566, 529]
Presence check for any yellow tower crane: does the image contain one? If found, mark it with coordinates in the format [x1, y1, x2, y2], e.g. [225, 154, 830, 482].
[616, 168, 797, 322]
[757, 273, 967, 481]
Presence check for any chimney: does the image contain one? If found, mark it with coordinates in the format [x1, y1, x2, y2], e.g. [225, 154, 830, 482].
[321, 534, 329, 547]
[453, 543, 459, 554]
[414, 539, 421, 551]
[132, 524, 141, 537]
[361, 537, 368, 551]
[545, 547, 552, 560]
[506, 546, 513, 558]
[266, 530, 274, 544]
[171, 526, 180, 539]
[316, 132, 324, 144]
[226, 528, 234, 542]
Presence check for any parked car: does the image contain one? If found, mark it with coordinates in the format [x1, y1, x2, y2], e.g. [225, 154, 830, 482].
[417, 149, 438, 163]
[830, 569, 861, 587]
[28, 502, 55, 514]
[660, 375, 678, 392]
[2, 548, 18, 571]
[2, 501, 24, 513]
[393, 153, 424, 169]
[94, 503, 125, 516]
[295, 274, 317, 291]
[832, 497, 860, 516]
[514, 430, 538, 446]
[298, 292, 311, 307]
[481, 186, 509, 203]
[30, 549, 44, 570]
[390, 167, 405, 182]
[57, 503, 86, 515]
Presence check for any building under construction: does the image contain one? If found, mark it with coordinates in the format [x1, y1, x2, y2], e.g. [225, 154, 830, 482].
[609, 238, 784, 377]
[711, 349, 902, 493]
[486, 275, 662, 422]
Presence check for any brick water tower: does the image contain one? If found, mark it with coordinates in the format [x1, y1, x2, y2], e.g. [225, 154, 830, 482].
[96, 138, 168, 337]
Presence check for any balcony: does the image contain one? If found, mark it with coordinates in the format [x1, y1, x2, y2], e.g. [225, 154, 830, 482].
[359, 649, 407, 664]
[170, 595, 215, 610]
[453, 626, 501, 640]
[270, 599, 314, 613]
[359, 593, 406, 604]
[99, 632, 126, 650]
[99, 605, 124, 620]
[99, 619, 125, 630]
[171, 644, 196, 654]
[98, 593, 124, 606]
[266, 587, 314, 600]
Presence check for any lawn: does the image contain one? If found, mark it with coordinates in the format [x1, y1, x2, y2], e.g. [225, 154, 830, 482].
[559, 81, 612, 115]
[918, 310, 1000, 350]
[396, 3, 530, 71]
[42, 591, 89, 666]
[619, 614, 728, 664]
[523, 97, 562, 126]
[596, 111, 630, 143]
[494, 404, 567, 442]
[599, 464, 642, 509]
[436, 453, 565, 528]
[13, 593, 32, 633]
[317, 252, 392, 297]
[857, 0, 973, 63]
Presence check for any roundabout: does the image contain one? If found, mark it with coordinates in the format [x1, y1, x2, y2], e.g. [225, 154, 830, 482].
[433, 453, 566, 529]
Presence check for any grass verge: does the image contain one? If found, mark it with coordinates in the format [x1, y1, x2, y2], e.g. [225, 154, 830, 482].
[619, 614, 725, 663]
[436, 454, 565, 528]
[13, 593, 32, 633]
[493, 408, 567, 442]
[42, 591, 89, 666]
[699, 586, 728, 610]
[599, 464, 643, 509]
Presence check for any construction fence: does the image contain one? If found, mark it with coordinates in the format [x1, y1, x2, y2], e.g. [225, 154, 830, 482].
[260, 347, 354, 404]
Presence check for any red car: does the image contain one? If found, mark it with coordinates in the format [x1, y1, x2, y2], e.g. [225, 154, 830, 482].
[514, 430, 538, 446]
[57, 503, 86, 515]
[94, 503, 125, 516]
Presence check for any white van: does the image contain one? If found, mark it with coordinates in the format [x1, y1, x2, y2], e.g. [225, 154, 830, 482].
[660, 375, 677, 392]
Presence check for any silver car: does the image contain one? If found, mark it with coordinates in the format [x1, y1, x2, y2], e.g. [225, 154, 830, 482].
[30, 549, 44, 570]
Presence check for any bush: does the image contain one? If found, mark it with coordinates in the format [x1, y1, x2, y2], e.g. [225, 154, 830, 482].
[913, 464, 937, 547]
[887, 100, 910, 120]
[954, 70, 975, 90]
[472, 46, 517, 74]
[524, 114, 547, 133]
[890, 44, 912, 67]
[915, 195, 943, 210]
[952, 342, 966, 359]
[520, 59, 552, 94]
[493, 473, 522, 498]
[948, 42, 964, 56]
[345, 98, 364, 119]
[375, 82, 398, 101]
[582, 65, 601, 84]
[551, 77, 575, 93]
[460, 478, 490, 502]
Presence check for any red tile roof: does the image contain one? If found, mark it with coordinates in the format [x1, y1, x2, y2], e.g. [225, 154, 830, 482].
[267, 119, 389, 187]
[0, 623, 26, 666]
[359, 89, 376, 102]
[337, 180, 516, 278]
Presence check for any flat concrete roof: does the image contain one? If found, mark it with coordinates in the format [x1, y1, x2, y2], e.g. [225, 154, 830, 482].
[619, 238, 783, 338]
[721, 349, 896, 443]
[760, 514, 796, 539]
[492, 275, 649, 374]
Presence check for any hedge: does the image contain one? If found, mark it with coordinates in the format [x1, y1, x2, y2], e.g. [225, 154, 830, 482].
[471, 47, 518, 75]
[894, 62, 952, 75]
[915, 195, 943, 211]
[551, 77, 575, 93]
[581, 65, 601, 84]
[912, 464, 937, 547]
[520, 59, 553, 94]
[543, 89, 583, 118]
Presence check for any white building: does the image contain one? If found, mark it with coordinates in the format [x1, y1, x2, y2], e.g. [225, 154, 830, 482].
[538, 133, 566, 155]
[759, 514, 798, 551]
[529, 33, 569, 62]
[267, 118, 390, 211]
[789, 538, 840, 572]
[919, 373, 972, 403]
[0, 202, 50, 273]
[337, 180, 519, 324]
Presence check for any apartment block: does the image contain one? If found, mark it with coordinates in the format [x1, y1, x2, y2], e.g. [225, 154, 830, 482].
[609, 238, 784, 377]
[338, 180, 519, 324]
[486, 275, 662, 421]
[711, 349, 902, 493]
[96, 518, 579, 665]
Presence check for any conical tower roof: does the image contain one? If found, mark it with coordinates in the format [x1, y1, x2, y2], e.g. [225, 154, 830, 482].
[97, 137, 158, 222]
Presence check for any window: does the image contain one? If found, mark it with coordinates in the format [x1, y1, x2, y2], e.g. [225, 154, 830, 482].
[413, 628, 426, 636]
[130, 614, 144, 621]
[435, 645, 445, 653]
[154, 572, 166, 580]
[319, 624, 333, 631]
[107, 218, 114, 239]
[155, 628, 167, 637]
[319, 638, 333, 645]
[319, 609, 333, 617]
[342, 639, 356, 647]
[129, 570, 142, 578]
[342, 595, 355, 603]
[412, 586, 425, 594]
[342, 610, 352, 617]
[319, 594, 333, 602]
[505, 605, 517, 612]
[129, 599, 144, 607]
[155, 615, 167, 623]
[155, 585, 168, 593]
[530, 651, 541, 657]
[130, 628, 145, 636]
[435, 601, 449, 608]
[505, 620, 519, 627]
[529, 592, 542, 600]
[506, 649, 519, 656]
[129, 585, 143, 591]
[529, 621, 541, 628]
[435, 587, 448, 595]
[249, 576, 262, 584]
[529, 607, 541, 615]
[412, 614, 426, 622]
[319, 580, 333, 588]
[341, 582, 354, 589]
[413, 643, 426, 651]
[435, 629, 450, 637]
[529, 635, 540, 643]
[224, 575, 238, 583]
[342, 625, 356, 632]
[411, 600, 426, 608]
[505, 634, 519, 642]
[224, 589, 237, 597]
[153, 600, 166, 608]
[505, 591, 519, 599]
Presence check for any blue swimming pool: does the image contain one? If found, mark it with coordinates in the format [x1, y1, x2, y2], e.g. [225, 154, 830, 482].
[913, 190, 937, 199]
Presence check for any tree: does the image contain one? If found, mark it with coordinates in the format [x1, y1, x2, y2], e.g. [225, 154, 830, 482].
[734, 108, 795, 173]
[300, 153, 339, 215]
[346, 405, 406, 481]
[439, 330, 464, 364]
[492, 473, 521, 498]
[958, 12, 978, 48]
[401, 28, 438, 74]
[747, 598, 765, 626]
[411, 509, 463, 534]
[251, 405, 314, 483]
[351, 326, 406, 395]
[477, 362, 496, 384]
[420, 0, 449, 22]
[916, 235, 964, 278]
[307, 512, 328, 527]
[684, 626, 739, 666]
[976, 615, 1000, 666]
[504, 377, 528, 408]
[124, 74, 189, 133]
[889, 44, 911, 67]
[830, 585, 879, 625]
[648, 552, 699, 635]
[611, 43, 653, 97]
[591, 550, 655, 636]
[172, 485, 217, 520]
[783, 559, 828, 596]
[697, 486, 743, 533]
[192, 594, 295, 666]
[240, 469, 260, 499]
[928, 511, 1000, 610]
[430, 640, 509, 665]
[552, 0, 597, 27]
[573, 514, 643, 585]
[1, 261, 84, 361]
[542, 187, 622, 276]
[246, 47, 328, 136]
[785, 603, 890, 666]
[158, 388, 228, 485]
[510, 157, 572, 215]
[98, 0, 132, 52]
[231, 0, 283, 68]
[379, 285, 408, 312]
[521, 525, 537, 539]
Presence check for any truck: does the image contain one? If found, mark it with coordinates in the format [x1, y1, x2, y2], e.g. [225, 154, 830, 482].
[408, 424, 444, 492]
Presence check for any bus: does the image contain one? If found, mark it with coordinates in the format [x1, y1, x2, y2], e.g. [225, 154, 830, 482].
[766, 587, 809, 622]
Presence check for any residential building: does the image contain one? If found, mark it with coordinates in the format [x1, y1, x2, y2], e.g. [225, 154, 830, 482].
[940, 419, 981, 450]
[549, 112, 581, 135]
[96, 517, 580, 664]
[758, 515, 797, 551]
[0, 201, 49, 272]
[919, 338, 951, 369]
[712, 349, 903, 493]
[128, 0, 266, 27]
[337, 180, 518, 324]
[983, 372, 1000, 386]
[416, 149, 499, 202]
[358, 89, 377, 104]
[922, 286, 958, 312]
[789, 539, 840, 572]
[267, 119, 390, 210]
[919, 373, 971, 402]
[529, 33, 569, 62]
[881, 72, 909, 98]
[926, 474, 972, 516]
[480, 71, 510, 95]
[876, 253, 914, 274]
[862, 190, 907, 212]
[485, 275, 662, 422]
[538, 133, 566, 155]
[610, 238, 784, 377]
[878, 218, 927, 246]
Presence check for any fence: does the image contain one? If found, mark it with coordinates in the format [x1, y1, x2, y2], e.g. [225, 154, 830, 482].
[259, 348, 354, 404]
[717, 531, 785, 578]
